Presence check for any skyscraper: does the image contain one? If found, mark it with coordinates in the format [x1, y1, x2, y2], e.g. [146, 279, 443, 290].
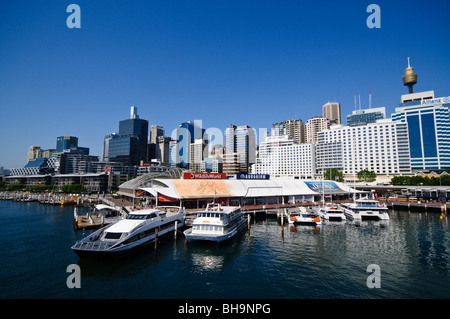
[106, 106, 149, 166]
[305, 116, 330, 144]
[149, 125, 164, 144]
[272, 119, 305, 144]
[223, 124, 256, 175]
[392, 90, 450, 170]
[322, 102, 341, 125]
[174, 121, 205, 169]
[225, 124, 237, 153]
[56, 136, 78, 152]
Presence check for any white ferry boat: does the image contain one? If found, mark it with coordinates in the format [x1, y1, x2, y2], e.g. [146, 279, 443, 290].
[288, 207, 322, 226]
[183, 204, 247, 243]
[342, 198, 389, 221]
[313, 205, 346, 222]
[71, 206, 186, 257]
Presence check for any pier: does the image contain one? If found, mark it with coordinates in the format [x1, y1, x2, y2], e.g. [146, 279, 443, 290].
[0, 191, 119, 208]
[386, 200, 448, 213]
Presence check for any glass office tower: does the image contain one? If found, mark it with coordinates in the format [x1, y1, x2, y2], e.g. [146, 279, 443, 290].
[174, 121, 205, 169]
[56, 136, 78, 152]
[392, 92, 450, 170]
[106, 107, 149, 166]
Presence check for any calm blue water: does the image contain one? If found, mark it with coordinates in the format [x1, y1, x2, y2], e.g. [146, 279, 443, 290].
[0, 200, 449, 299]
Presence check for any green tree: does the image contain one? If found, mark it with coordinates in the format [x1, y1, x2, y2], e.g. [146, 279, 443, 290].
[61, 184, 86, 194]
[323, 169, 344, 182]
[357, 170, 377, 182]
[7, 183, 25, 191]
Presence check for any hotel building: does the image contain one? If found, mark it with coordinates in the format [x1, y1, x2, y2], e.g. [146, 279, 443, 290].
[316, 119, 411, 176]
[252, 134, 315, 179]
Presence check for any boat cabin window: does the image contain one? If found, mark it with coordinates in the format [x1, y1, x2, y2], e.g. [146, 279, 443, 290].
[127, 213, 158, 220]
[104, 232, 122, 240]
[198, 212, 222, 218]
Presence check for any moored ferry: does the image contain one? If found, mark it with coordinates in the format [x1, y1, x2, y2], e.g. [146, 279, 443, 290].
[313, 205, 346, 222]
[183, 203, 247, 243]
[288, 207, 322, 226]
[342, 198, 389, 221]
[71, 206, 186, 257]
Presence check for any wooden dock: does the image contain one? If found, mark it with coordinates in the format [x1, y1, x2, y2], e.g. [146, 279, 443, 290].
[75, 214, 104, 229]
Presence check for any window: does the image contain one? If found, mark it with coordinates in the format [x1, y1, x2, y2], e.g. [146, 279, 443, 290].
[407, 115, 422, 158]
[421, 113, 437, 157]
[104, 232, 122, 240]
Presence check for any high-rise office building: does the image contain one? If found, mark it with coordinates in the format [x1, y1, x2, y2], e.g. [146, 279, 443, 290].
[149, 125, 164, 144]
[272, 119, 305, 144]
[305, 116, 330, 144]
[174, 121, 205, 169]
[392, 90, 450, 170]
[106, 107, 149, 166]
[102, 133, 119, 162]
[346, 107, 386, 126]
[56, 136, 78, 152]
[189, 138, 207, 172]
[224, 124, 256, 174]
[27, 146, 42, 163]
[322, 102, 341, 125]
[236, 125, 256, 173]
[225, 124, 237, 153]
[55, 136, 89, 155]
[147, 125, 165, 162]
[158, 136, 172, 165]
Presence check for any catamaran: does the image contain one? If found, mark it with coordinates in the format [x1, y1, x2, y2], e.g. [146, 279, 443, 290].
[288, 207, 322, 226]
[72, 206, 186, 256]
[342, 198, 389, 221]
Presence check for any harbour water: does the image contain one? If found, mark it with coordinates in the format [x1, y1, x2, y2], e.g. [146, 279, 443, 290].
[1, 200, 449, 299]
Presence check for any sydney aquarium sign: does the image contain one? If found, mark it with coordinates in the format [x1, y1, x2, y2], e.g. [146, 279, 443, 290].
[422, 96, 450, 105]
[304, 181, 341, 192]
[236, 174, 270, 180]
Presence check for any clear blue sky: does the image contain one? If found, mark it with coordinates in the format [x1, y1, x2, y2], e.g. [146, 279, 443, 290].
[1, 0, 449, 168]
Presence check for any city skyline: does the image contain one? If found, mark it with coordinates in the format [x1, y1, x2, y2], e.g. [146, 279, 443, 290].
[1, 1, 450, 168]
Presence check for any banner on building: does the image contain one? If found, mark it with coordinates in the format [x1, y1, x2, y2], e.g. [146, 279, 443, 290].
[236, 174, 270, 180]
[183, 172, 226, 179]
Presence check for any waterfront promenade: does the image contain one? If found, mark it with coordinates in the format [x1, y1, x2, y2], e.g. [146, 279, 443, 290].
[1, 191, 448, 215]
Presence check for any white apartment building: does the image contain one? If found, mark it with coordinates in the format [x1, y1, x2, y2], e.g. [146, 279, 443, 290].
[252, 135, 315, 179]
[316, 119, 411, 176]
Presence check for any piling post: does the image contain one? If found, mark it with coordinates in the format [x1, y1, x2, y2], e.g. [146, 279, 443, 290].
[174, 220, 178, 238]
[248, 214, 251, 230]
[154, 228, 158, 249]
